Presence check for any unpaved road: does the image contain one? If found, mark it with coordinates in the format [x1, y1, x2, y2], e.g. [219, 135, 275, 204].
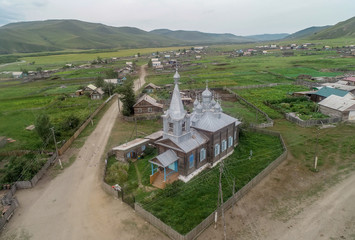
[267, 172, 355, 240]
[1, 64, 166, 240]
[199, 161, 355, 240]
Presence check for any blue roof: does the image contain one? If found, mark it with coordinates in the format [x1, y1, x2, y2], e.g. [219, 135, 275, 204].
[315, 87, 348, 98]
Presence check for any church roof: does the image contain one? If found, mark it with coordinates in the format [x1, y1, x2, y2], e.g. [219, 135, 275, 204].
[157, 129, 208, 153]
[192, 111, 240, 132]
[150, 149, 178, 167]
[167, 71, 185, 120]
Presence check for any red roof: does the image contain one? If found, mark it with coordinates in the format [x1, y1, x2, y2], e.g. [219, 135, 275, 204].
[344, 77, 355, 82]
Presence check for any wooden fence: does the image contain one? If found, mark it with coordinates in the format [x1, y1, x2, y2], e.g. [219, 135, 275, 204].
[285, 113, 342, 127]
[227, 82, 288, 90]
[58, 94, 117, 155]
[223, 87, 274, 128]
[135, 129, 288, 240]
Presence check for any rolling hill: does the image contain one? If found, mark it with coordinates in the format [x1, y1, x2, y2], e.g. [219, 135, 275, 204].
[308, 16, 355, 40]
[246, 33, 290, 41]
[0, 20, 253, 54]
[285, 26, 331, 40]
[150, 29, 253, 44]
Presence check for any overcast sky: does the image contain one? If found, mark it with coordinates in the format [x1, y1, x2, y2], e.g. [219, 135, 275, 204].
[0, 0, 354, 35]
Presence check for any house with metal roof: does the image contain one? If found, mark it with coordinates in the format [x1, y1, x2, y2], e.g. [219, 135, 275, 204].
[311, 86, 349, 102]
[149, 71, 241, 189]
[318, 93, 355, 121]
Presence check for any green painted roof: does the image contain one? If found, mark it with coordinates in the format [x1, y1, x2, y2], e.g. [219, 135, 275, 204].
[315, 87, 348, 98]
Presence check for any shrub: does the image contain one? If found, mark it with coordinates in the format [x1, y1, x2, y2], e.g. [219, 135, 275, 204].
[105, 161, 129, 185]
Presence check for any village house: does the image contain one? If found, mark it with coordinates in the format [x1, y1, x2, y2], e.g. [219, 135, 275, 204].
[342, 77, 355, 86]
[309, 86, 349, 102]
[133, 94, 163, 115]
[321, 82, 355, 95]
[144, 83, 161, 93]
[83, 84, 97, 95]
[149, 71, 241, 189]
[90, 87, 104, 100]
[318, 93, 355, 121]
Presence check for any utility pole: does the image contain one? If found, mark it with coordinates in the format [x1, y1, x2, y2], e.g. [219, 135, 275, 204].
[314, 130, 319, 170]
[215, 160, 226, 239]
[135, 117, 137, 138]
[50, 127, 62, 169]
[232, 178, 235, 218]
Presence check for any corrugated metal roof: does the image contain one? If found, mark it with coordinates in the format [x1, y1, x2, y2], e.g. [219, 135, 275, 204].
[172, 129, 208, 153]
[318, 94, 355, 112]
[192, 111, 241, 132]
[86, 84, 97, 91]
[315, 87, 348, 98]
[113, 138, 150, 151]
[321, 84, 355, 92]
[150, 149, 178, 167]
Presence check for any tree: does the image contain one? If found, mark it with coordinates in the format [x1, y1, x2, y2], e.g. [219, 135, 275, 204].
[35, 114, 52, 144]
[36, 67, 43, 73]
[105, 68, 117, 79]
[137, 52, 141, 57]
[61, 114, 80, 131]
[116, 81, 135, 116]
[148, 59, 152, 68]
[102, 82, 115, 95]
[95, 76, 104, 88]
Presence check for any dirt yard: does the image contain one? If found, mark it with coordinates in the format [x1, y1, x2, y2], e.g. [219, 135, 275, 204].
[198, 153, 355, 240]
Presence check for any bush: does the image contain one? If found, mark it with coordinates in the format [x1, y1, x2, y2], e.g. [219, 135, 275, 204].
[105, 161, 129, 185]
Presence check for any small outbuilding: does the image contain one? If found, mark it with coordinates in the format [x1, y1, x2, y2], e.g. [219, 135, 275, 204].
[144, 83, 161, 93]
[310, 87, 349, 102]
[112, 138, 150, 162]
[133, 94, 163, 115]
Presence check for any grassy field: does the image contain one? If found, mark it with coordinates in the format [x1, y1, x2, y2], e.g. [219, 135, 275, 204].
[234, 85, 309, 119]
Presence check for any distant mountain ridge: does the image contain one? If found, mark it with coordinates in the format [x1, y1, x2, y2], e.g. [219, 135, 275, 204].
[246, 33, 289, 41]
[150, 29, 253, 44]
[0, 20, 253, 54]
[308, 16, 355, 39]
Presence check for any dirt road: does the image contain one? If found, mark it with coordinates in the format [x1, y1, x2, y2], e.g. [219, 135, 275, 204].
[198, 162, 355, 240]
[1, 64, 166, 240]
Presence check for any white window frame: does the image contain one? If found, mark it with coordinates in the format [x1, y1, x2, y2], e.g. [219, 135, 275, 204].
[138, 108, 142, 113]
[148, 107, 152, 112]
[222, 140, 227, 152]
[214, 144, 220, 157]
[228, 136, 233, 147]
[200, 148, 206, 161]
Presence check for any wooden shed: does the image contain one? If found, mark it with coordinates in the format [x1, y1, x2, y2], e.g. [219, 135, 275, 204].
[112, 138, 150, 162]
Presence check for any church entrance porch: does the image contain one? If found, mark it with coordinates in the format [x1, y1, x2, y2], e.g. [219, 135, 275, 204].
[149, 149, 179, 189]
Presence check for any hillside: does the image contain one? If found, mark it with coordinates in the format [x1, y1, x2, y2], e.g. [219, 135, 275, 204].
[150, 29, 254, 44]
[246, 33, 289, 41]
[309, 16, 355, 40]
[0, 20, 253, 54]
[285, 26, 331, 39]
[0, 20, 183, 54]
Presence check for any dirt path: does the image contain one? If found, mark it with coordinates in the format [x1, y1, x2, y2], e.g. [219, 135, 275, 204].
[198, 163, 355, 240]
[134, 64, 147, 92]
[1, 65, 167, 240]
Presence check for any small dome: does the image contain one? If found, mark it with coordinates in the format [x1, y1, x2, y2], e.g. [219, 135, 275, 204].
[196, 103, 203, 113]
[214, 102, 221, 112]
[193, 98, 199, 107]
[211, 98, 216, 106]
[202, 87, 212, 97]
